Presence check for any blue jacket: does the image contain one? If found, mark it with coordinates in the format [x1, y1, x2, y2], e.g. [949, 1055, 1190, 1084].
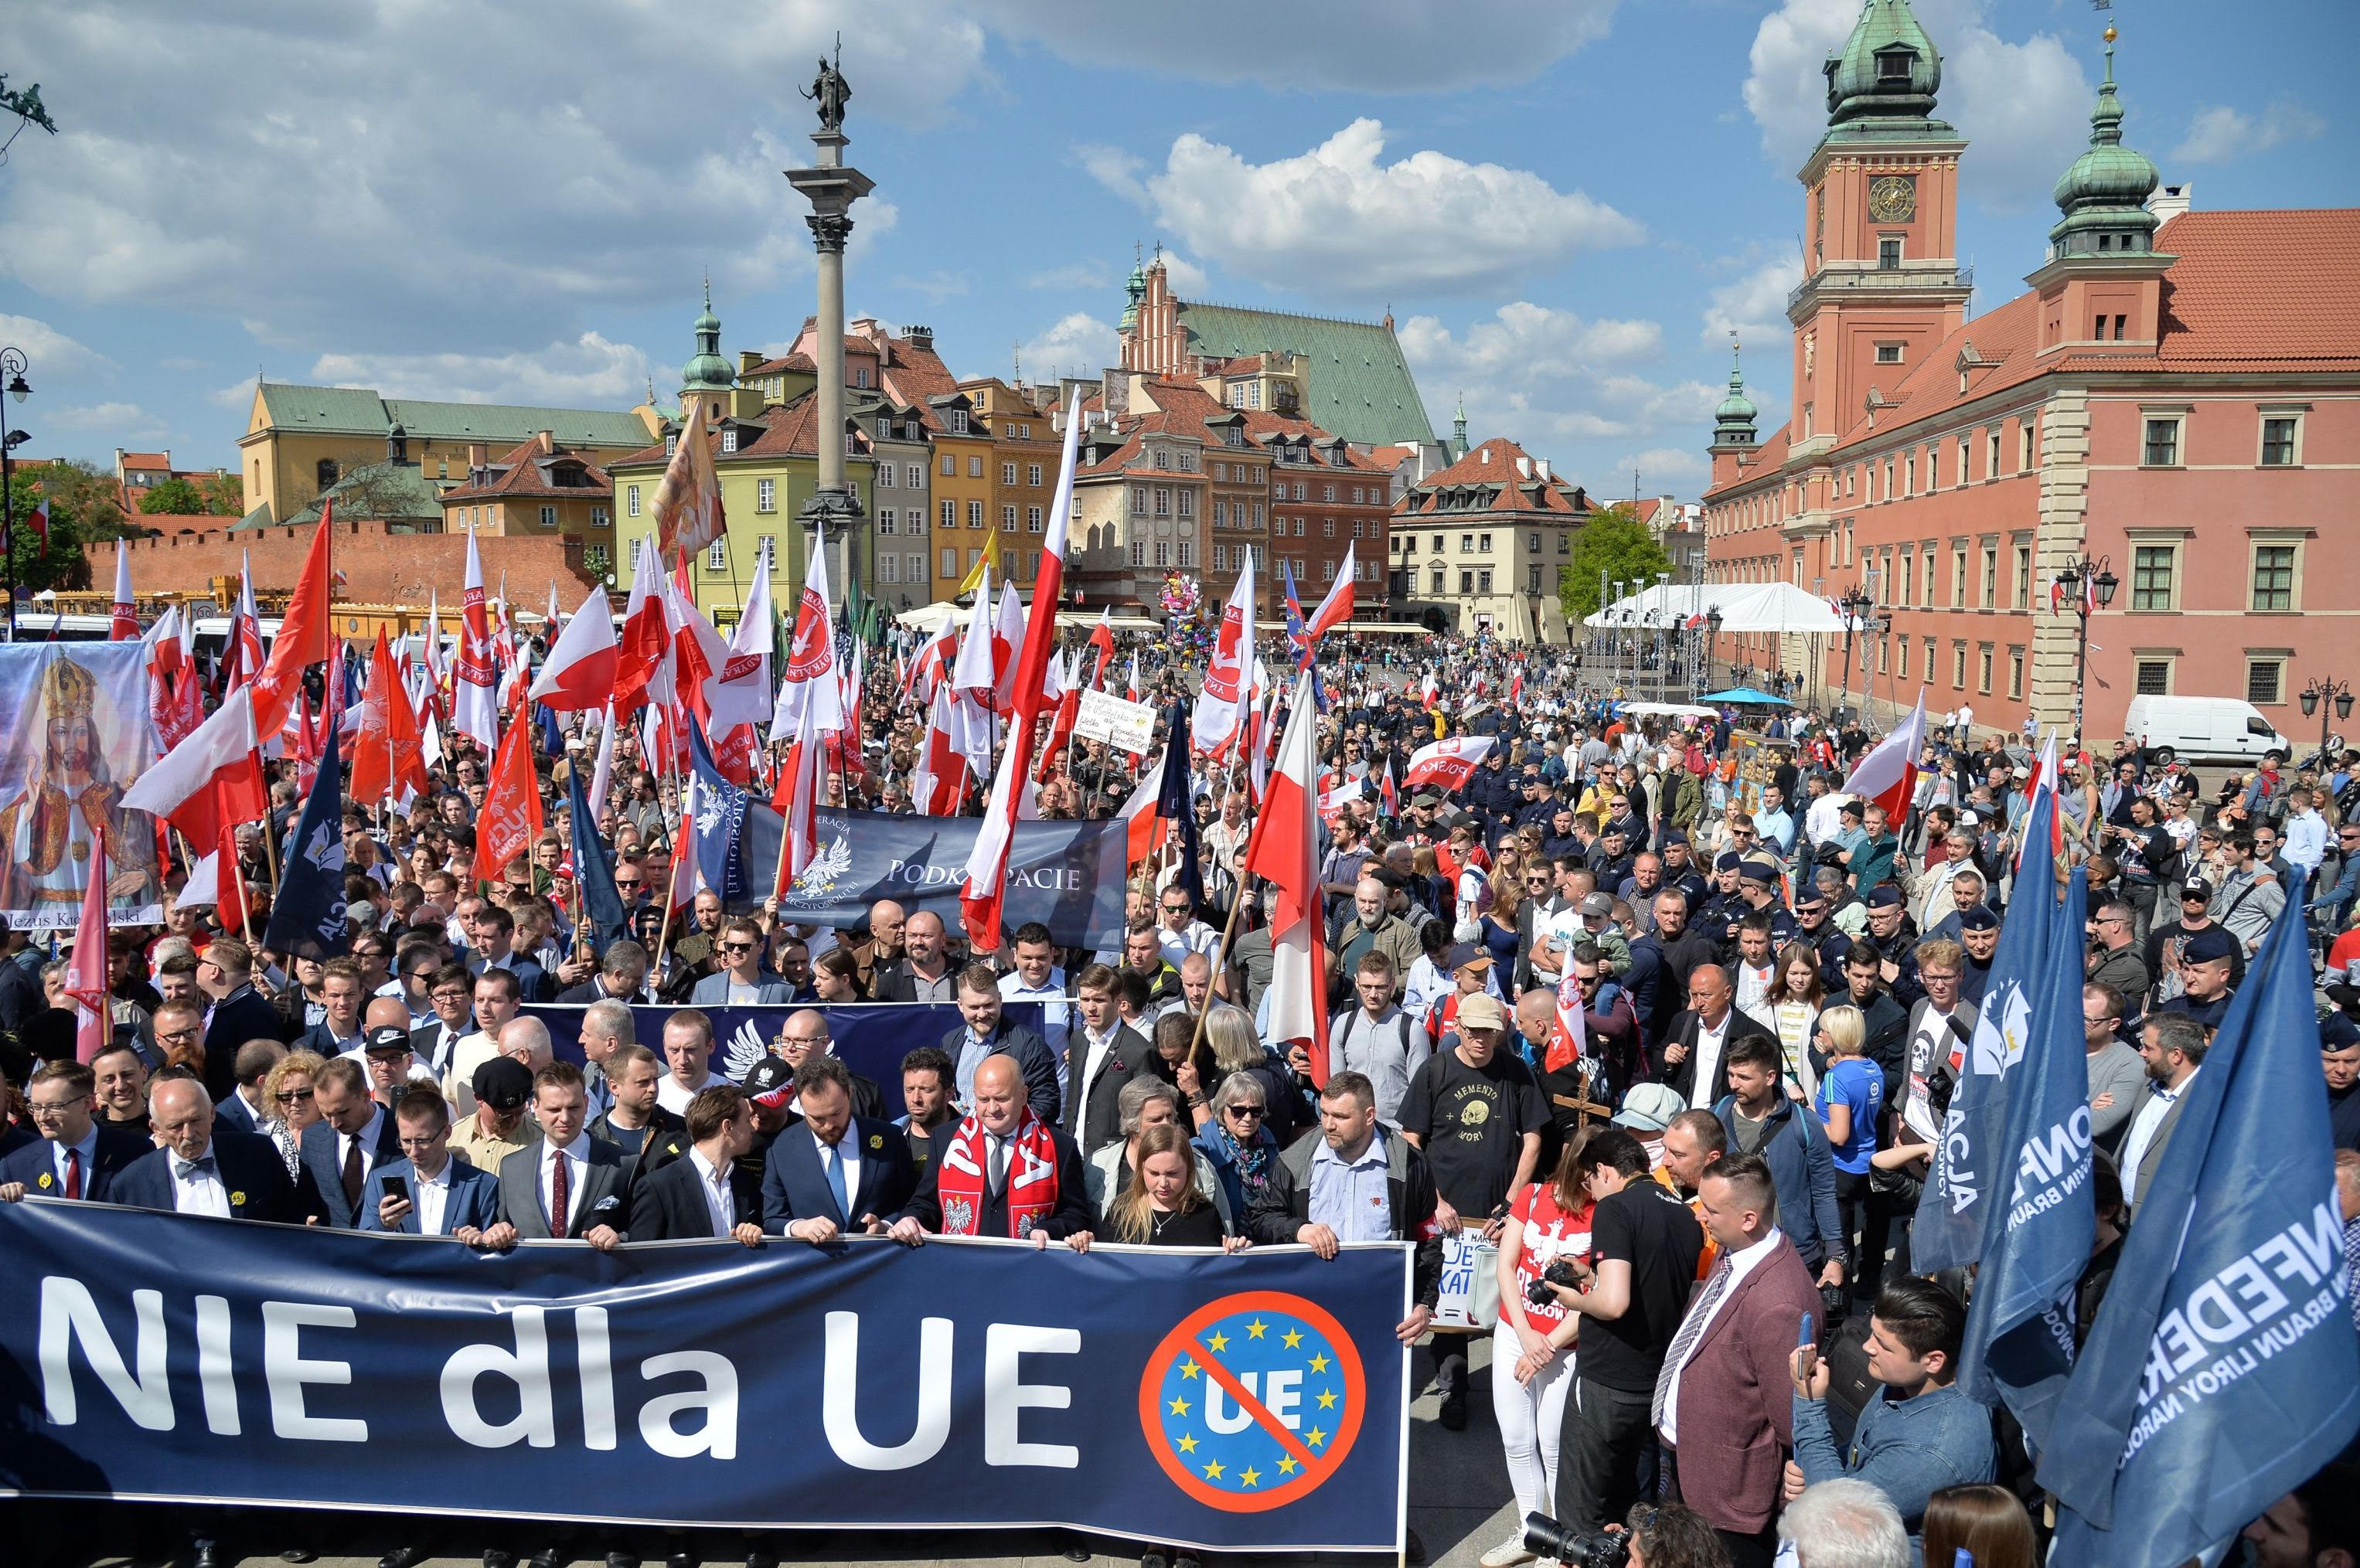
[298, 1111, 405, 1229]
[356, 1155, 502, 1236]
[689, 970, 798, 1005]
[0, 1125, 154, 1204]
[1714, 1094, 1844, 1269]
[1791, 1383, 1997, 1529]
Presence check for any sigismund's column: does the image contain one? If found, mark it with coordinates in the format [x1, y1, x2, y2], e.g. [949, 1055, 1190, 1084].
[785, 46, 874, 621]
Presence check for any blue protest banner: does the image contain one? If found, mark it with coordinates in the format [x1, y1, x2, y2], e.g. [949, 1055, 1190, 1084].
[685, 716, 752, 905]
[738, 808, 1126, 948]
[0, 1200, 1408, 1553]
[1915, 791, 2057, 1273]
[523, 1002, 1047, 1120]
[1956, 863, 2095, 1448]
[262, 724, 349, 961]
[2040, 872, 2360, 1563]
[567, 758, 628, 947]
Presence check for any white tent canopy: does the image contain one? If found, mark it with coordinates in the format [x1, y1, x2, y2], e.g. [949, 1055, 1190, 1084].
[1583, 580, 1852, 634]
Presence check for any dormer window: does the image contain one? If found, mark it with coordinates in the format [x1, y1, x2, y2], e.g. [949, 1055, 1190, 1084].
[948, 410, 969, 434]
[1875, 47, 1914, 83]
[720, 429, 738, 454]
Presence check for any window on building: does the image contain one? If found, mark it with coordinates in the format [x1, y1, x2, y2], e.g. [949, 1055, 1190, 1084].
[948, 410, 969, 435]
[1430, 568, 1446, 596]
[1432, 535, 1445, 553]
[2248, 658, 2283, 706]
[1457, 570, 1473, 594]
[1001, 462, 1017, 486]
[1027, 507, 1044, 533]
[2014, 546, 2031, 608]
[1978, 645, 1994, 694]
[2130, 545, 2174, 610]
[1953, 642, 1968, 689]
[706, 539, 728, 572]
[940, 499, 957, 530]
[1002, 505, 1017, 530]
[581, 544, 610, 577]
[2260, 417, 2300, 467]
[879, 554, 899, 584]
[625, 485, 642, 518]
[941, 454, 956, 478]
[2142, 417, 2181, 467]
[968, 456, 984, 478]
[1322, 559, 1336, 580]
[1956, 437, 1972, 485]
[2135, 659, 2172, 696]
[1178, 491, 1195, 519]
[877, 509, 897, 536]
[1526, 565, 1543, 595]
[1130, 540, 1146, 566]
[968, 500, 984, 528]
[756, 478, 776, 513]
[968, 548, 983, 571]
[2022, 421, 2038, 470]
[1321, 519, 1334, 537]
[1878, 237, 1902, 270]
[1479, 532, 1493, 554]
[1980, 545, 1997, 607]
[1152, 488, 1170, 518]
[941, 548, 957, 578]
[1558, 533, 1571, 555]
[1153, 542, 1170, 567]
[2252, 545, 2296, 611]
[720, 429, 738, 454]
[758, 536, 778, 570]
[590, 506, 609, 529]
[1132, 486, 1147, 516]
[1897, 636, 1909, 680]
[906, 464, 923, 489]
[536, 505, 555, 528]
[1875, 343, 1903, 365]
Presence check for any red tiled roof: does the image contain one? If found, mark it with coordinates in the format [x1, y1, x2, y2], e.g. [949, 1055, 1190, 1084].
[118, 452, 172, 471]
[740, 352, 815, 378]
[609, 391, 859, 468]
[1406, 437, 1586, 514]
[438, 436, 612, 502]
[1357, 445, 1416, 473]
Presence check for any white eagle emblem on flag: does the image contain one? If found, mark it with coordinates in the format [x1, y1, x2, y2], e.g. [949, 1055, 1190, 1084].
[788, 835, 853, 899]
[720, 1019, 769, 1083]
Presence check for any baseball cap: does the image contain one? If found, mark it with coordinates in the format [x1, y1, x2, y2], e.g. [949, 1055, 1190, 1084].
[743, 1055, 795, 1108]
[1960, 905, 2001, 932]
[1611, 1083, 1686, 1134]
[363, 1024, 414, 1055]
[1446, 942, 1495, 971]
[1865, 885, 1905, 910]
[1579, 891, 1616, 918]
[1456, 993, 1508, 1032]
[2181, 880, 2215, 901]
[2183, 927, 2237, 964]
[472, 1056, 533, 1111]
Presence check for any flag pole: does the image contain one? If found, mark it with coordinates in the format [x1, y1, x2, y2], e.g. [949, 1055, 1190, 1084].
[1185, 868, 1256, 1070]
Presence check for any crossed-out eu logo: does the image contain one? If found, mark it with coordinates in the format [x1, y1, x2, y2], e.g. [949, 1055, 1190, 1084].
[1138, 1291, 1366, 1512]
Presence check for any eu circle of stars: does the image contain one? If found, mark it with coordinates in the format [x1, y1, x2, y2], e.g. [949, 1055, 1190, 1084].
[1149, 1304, 1347, 1499]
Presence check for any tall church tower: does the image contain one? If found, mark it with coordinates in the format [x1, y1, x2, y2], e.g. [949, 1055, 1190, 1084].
[1786, 0, 1972, 455]
[679, 281, 734, 426]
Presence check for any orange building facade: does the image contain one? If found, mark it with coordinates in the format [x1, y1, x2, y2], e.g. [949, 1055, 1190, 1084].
[1703, 1, 2359, 745]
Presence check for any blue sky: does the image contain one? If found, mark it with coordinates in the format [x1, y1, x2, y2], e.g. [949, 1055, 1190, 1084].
[3, 0, 2351, 499]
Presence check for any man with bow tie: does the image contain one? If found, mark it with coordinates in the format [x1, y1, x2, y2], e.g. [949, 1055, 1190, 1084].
[111, 1077, 312, 1223]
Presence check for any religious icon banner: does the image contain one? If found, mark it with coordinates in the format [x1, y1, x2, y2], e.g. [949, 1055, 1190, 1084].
[0, 643, 164, 929]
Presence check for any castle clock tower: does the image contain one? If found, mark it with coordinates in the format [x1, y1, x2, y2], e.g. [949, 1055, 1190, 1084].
[1787, 0, 1973, 458]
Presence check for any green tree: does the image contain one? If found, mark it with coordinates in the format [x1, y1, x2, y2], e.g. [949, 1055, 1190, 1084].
[195, 471, 246, 515]
[5, 459, 130, 592]
[1559, 502, 1674, 622]
[139, 476, 207, 514]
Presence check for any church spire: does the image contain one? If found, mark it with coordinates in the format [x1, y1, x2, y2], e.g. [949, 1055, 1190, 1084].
[1450, 393, 1469, 458]
[2048, 24, 2161, 257]
[1713, 341, 1759, 448]
[681, 278, 733, 404]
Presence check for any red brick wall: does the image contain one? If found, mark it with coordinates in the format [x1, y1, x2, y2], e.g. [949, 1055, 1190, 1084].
[90, 521, 597, 607]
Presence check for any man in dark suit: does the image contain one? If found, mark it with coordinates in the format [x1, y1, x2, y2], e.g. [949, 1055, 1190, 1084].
[473, 1060, 632, 1250]
[765, 1055, 917, 1242]
[211, 1039, 286, 1136]
[299, 1056, 405, 1229]
[357, 1088, 501, 1238]
[111, 1077, 310, 1224]
[408, 960, 477, 1082]
[943, 963, 1062, 1123]
[1657, 962, 1777, 1110]
[0, 1060, 153, 1204]
[552, 938, 652, 1006]
[1061, 962, 1152, 1155]
[1654, 1154, 1821, 1567]
[1623, 889, 1721, 1055]
[294, 957, 369, 1058]
[197, 937, 291, 1104]
[889, 1054, 1091, 1244]
[629, 1083, 767, 1243]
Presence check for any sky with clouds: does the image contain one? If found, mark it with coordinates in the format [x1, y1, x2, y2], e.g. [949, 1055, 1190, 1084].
[2, 0, 2349, 496]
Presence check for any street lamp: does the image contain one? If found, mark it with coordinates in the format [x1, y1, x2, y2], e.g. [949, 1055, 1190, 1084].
[1837, 583, 1875, 721]
[0, 345, 30, 643]
[2299, 677, 2355, 764]
[2052, 554, 2120, 745]
[1704, 606, 1724, 695]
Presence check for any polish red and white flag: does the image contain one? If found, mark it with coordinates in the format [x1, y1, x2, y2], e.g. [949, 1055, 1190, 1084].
[452, 526, 501, 750]
[1191, 549, 1257, 756]
[529, 587, 619, 712]
[1836, 690, 1927, 823]
[1242, 669, 1331, 1083]
[1403, 735, 1496, 793]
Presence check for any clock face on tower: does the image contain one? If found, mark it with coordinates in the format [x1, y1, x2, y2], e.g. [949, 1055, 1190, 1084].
[1868, 175, 1917, 224]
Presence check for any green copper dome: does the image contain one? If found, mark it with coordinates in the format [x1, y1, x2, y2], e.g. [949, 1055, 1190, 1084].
[2050, 34, 2160, 255]
[1714, 345, 1758, 444]
[681, 281, 733, 394]
[1825, 0, 1943, 127]
[1119, 258, 1146, 333]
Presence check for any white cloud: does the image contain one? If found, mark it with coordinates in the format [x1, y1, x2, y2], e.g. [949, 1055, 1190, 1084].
[982, 0, 1616, 93]
[0, 2, 983, 349]
[0, 312, 118, 387]
[1701, 253, 1805, 349]
[306, 332, 653, 407]
[2173, 100, 2327, 166]
[1074, 144, 1149, 206]
[1744, 0, 2092, 214]
[1615, 447, 1706, 483]
[50, 401, 156, 434]
[1008, 313, 1119, 382]
[1027, 262, 1112, 291]
[1112, 119, 1640, 298]
[1157, 252, 1212, 296]
[209, 376, 260, 411]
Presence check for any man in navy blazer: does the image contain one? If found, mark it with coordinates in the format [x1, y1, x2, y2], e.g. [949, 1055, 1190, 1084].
[196, 937, 293, 1105]
[688, 918, 797, 1005]
[210, 1038, 285, 1137]
[112, 1077, 312, 1225]
[763, 1056, 918, 1241]
[357, 1088, 501, 1238]
[0, 1060, 154, 1205]
[298, 1056, 404, 1228]
[630, 1083, 768, 1243]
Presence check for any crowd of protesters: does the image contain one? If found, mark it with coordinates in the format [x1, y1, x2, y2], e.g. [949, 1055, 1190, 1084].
[2, 625, 2357, 1568]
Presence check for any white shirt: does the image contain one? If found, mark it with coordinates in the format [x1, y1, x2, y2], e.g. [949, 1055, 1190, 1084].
[1158, 920, 1224, 971]
[657, 1069, 726, 1115]
[2119, 1069, 2196, 1206]
[173, 1147, 233, 1218]
[1072, 1021, 1126, 1122]
[1734, 961, 1776, 1014]
[689, 1148, 736, 1237]
[1688, 1009, 1735, 1111]
[538, 1131, 594, 1232]
[411, 1158, 454, 1237]
[1660, 1226, 1783, 1445]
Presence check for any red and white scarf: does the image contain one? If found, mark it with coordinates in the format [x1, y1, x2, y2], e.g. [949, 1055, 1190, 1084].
[935, 1110, 1061, 1237]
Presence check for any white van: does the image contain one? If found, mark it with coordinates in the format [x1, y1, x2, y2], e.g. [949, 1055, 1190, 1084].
[2124, 694, 2294, 766]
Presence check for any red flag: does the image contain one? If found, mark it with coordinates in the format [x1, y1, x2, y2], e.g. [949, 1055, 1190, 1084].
[775, 690, 824, 901]
[352, 629, 428, 806]
[613, 539, 669, 719]
[910, 685, 967, 816]
[472, 704, 545, 886]
[530, 587, 619, 712]
[1403, 735, 1496, 792]
[1837, 692, 1927, 824]
[64, 828, 111, 1063]
[1242, 670, 1330, 1083]
[1086, 607, 1115, 689]
[249, 504, 335, 738]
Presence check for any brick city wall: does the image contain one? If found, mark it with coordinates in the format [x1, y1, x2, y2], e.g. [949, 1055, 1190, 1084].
[89, 520, 598, 607]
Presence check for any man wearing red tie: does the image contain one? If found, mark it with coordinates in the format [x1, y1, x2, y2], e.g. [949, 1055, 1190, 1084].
[0, 1060, 152, 1203]
[472, 1060, 631, 1251]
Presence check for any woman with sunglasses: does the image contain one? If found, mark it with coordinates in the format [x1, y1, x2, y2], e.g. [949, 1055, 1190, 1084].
[259, 1049, 329, 1180]
[1191, 1073, 1282, 1238]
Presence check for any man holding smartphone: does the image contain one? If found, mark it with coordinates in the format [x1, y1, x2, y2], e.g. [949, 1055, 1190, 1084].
[359, 1088, 499, 1238]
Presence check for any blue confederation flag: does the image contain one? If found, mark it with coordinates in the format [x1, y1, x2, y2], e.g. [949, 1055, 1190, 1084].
[567, 750, 628, 947]
[263, 724, 350, 961]
[2040, 869, 2360, 1563]
[1915, 790, 2059, 1272]
[1156, 697, 1205, 914]
[1279, 560, 1329, 709]
[684, 716, 751, 906]
[1956, 861, 2096, 1448]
